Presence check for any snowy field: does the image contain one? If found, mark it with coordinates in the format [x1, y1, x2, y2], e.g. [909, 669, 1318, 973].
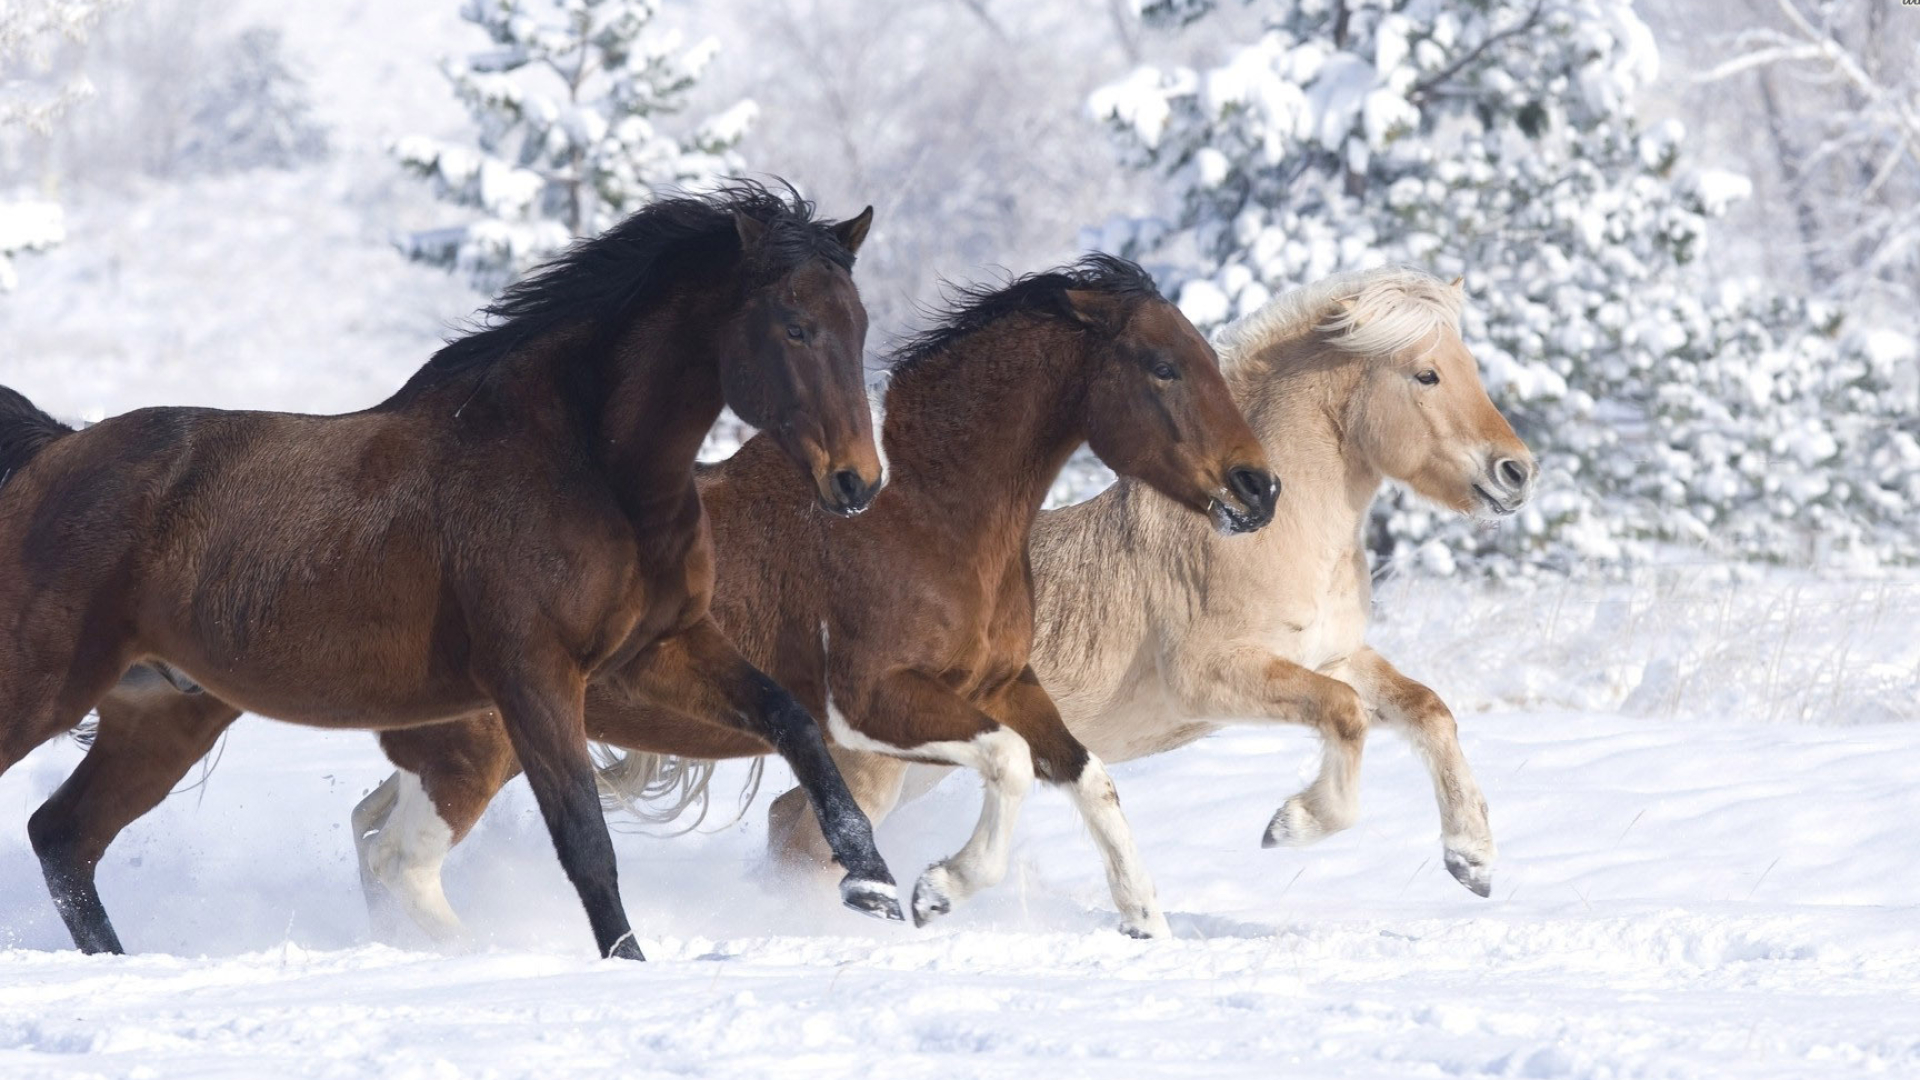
[5, 1, 1919, 1075]
[3, 572, 1916, 1079]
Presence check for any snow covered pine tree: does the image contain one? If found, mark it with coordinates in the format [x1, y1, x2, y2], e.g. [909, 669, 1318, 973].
[1, 0, 121, 291]
[1087, 0, 1918, 572]
[393, 0, 758, 292]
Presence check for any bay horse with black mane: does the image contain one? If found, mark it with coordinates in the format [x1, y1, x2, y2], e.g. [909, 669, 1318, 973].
[780, 267, 1534, 898]
[0, 184, 902, 960]
[100, 255, 1280, 942]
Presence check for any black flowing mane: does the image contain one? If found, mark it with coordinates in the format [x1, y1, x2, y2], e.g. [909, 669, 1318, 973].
[889, 254, 1161, 377]
[394, 182, 856, 398]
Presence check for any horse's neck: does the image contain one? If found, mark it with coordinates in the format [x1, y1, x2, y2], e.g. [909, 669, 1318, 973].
[882, 318, 1087, 556]
[468, 304, 724, 520]
[595, 315, 727, 517]
[1234, 346, 1382, 566]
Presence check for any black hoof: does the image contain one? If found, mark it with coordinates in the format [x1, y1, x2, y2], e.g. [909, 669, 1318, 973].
[841, 878, 905, 922]
[605, 934, 647, 961]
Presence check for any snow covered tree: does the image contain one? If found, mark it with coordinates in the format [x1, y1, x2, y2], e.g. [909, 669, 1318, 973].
[177, 28, 328, 176]
[1, 0, 120, 291]
[1692, 0, 1918, 351]
[393, 0, 758, 292]
[1084, 0, 1918, 572]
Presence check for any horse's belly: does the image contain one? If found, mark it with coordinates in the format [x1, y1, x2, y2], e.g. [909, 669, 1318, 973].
[1064, 678, 1220, 764]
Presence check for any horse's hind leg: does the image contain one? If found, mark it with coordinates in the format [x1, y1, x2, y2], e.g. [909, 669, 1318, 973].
[997, 668, 1168, 939]
[26, 684, 241, 954]
[1349, 648, 1495, 897]
[359, 716, 521, 945]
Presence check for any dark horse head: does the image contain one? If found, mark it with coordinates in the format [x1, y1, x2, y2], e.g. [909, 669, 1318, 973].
[1063, 259, 1277, 532]
[415, 183, 883, 516]
[898, 255, 1277, 533]
[719, 198, 880, 515]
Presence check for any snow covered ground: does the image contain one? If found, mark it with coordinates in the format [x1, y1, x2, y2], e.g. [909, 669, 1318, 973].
[2, 573, 1916, 1079]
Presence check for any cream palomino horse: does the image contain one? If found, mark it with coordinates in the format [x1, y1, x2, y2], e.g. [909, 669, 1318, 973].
[768, 266, 1535, 899]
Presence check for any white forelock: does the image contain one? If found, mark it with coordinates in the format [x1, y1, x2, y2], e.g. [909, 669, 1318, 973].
[1213, 267, 1463, 373]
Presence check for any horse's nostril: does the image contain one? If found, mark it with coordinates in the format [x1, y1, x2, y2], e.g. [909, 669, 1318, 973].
[1496, 458, 1531, 491]
[831, 468, 866, 507]
[1228, 465, 1277, 510]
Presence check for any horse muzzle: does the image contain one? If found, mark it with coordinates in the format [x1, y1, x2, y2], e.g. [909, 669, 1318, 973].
[816, 466, 883, 517]
[1472, 454, 1536, 516]
[1208, 465, 1279, 535]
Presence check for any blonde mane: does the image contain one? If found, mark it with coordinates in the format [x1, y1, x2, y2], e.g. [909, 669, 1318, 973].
[1212, 267, 1463, 373]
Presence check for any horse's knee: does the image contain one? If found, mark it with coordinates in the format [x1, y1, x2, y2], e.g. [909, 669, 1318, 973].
[1320, 685, 1368, 746]
[976, 727, 1035, 797]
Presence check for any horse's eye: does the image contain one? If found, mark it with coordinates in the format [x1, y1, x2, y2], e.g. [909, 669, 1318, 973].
[1151, 361, 1179, 381]
[1416, 369, 1440, 386]
[786, 324, 807, 342]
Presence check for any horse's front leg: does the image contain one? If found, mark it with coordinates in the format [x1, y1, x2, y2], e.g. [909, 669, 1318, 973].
[1167, 645, 1368, 849]
[841, 670, 1034, 927]
[620, 617, 903, 922]
[994, 668, 1168, 939]
[1348, 648, 1495, 897]
[766, 745, 911, 877]
[478, 656, 642, 960]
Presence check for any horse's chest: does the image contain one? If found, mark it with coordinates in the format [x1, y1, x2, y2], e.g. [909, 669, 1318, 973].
[570, 511, 713, 670]
[1264, 583, 1368, 672]
[908, 567, 1033, 698]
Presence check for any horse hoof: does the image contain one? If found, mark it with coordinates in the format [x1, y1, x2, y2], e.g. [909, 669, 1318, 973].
[1444, 849, 1494, 898]
[910, 868, 955, 927]
[840, 877, 905, 922]
[1260, 798, 1323, 848]
[605, 934, 646, 961]
[1119, 910, 1171, 940]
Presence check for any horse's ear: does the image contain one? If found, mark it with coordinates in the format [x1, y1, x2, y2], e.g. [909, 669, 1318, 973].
[831, 206, 874, 255]
[734, 211, 768, 254]
[1062, 289, 1123, 331]
[1449, 276, 1464, 291]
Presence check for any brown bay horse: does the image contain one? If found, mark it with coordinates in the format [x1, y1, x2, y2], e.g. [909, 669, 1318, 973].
[107, 255, 1280, 941]
[781, 268, 1536, 897]
[0, 185, 900, 960]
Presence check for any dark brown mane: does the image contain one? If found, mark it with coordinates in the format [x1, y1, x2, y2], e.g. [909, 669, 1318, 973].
[389, 182, 859, 402]
[888, 253, 1160, 377]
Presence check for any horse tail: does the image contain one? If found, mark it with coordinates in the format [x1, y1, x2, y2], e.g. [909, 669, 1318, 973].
[591, 745, 765, 835]
[0, 384, 75, 491]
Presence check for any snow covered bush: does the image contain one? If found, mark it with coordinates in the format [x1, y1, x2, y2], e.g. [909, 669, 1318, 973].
[1, 0, 120, 290]
[394, 0, 757, 292]
[175, 28, 327, 176]
[1083, 0, 1918, 572]
[0, 196, 61, 292]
